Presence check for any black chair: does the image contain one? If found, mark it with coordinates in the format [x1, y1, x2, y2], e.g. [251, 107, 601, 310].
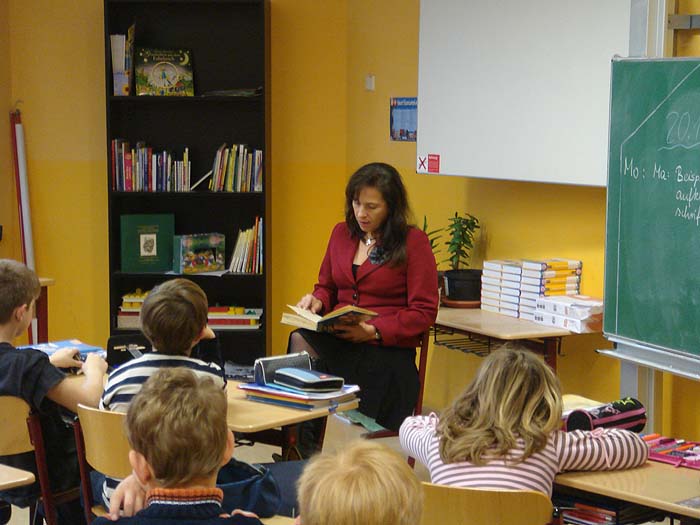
[106, 333, 152, 368]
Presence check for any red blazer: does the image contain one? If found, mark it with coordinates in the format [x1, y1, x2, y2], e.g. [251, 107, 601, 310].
[312, 223, 438, 348]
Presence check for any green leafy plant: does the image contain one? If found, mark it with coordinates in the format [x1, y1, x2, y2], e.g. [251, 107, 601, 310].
[422, 215, 443, 260]
[442, 212, 480, 270]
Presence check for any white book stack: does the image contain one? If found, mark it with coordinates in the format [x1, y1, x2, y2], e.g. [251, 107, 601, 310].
[533, 295, 603, 333]
[517, 259, 583, 321]
[481, 260, 522, 317]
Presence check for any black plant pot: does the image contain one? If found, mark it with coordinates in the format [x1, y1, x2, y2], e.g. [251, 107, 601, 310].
[443, 269, 482, 301]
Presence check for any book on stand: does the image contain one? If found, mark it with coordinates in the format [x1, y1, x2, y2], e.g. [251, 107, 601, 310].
[280, 304, 377, 333]
[135, 48, 194, 96]
[120, 214, 174, 273]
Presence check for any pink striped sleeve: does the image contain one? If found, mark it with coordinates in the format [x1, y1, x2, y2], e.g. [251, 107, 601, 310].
[399, 413, 440, 467]
[555, 428, 648, 472]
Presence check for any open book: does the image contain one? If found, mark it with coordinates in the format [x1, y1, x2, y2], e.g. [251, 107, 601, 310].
[280, 304, 378, 333]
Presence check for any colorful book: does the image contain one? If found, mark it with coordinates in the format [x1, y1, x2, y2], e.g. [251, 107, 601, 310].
[135, 48, 194, 96]
[172, 233, 226, 274]
[120, 214, 174, 273]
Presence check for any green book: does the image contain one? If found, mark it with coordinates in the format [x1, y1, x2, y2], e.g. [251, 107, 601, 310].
[120, 214, 174, 273]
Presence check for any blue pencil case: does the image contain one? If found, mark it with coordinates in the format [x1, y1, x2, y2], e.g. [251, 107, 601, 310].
[273, 367, 344, 392]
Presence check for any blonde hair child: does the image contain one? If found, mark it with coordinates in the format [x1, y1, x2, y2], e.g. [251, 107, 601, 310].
[400, 344, 648, 495]
[296, 440, 423, 525]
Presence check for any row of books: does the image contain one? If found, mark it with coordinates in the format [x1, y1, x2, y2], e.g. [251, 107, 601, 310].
[110, 140, 263, 193]
[209, 144, 263, 193]
[111, 139, 191, 192]
[117, 288, 262, 330]
[533, 295, 603, 333]
[228, 217, 263, 274]
[480, 258, 583, 320]
[238, 382, 359, 411]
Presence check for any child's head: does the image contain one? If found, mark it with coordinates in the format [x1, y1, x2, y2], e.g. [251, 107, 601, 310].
[0, 259, 40, 330]
[296, 440, 423, 525]
[140, 278, 211, 356]
[126, 367, 232, 489]
[437, 344, 562, 465]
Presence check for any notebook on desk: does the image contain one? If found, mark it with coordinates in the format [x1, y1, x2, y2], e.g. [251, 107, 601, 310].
[19, 339, 106, 359]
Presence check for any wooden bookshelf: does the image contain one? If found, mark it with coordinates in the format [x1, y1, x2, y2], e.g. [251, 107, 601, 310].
[104, 0, 270, 365]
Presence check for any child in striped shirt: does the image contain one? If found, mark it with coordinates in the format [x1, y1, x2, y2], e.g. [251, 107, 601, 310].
[399, 344, 648, 495]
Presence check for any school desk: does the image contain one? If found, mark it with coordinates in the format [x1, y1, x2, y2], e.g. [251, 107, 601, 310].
[226, 381, 359, 460]
[434, 307, 573, 369]
[555, 461, 700, 520]
[0, 464, 35, 490]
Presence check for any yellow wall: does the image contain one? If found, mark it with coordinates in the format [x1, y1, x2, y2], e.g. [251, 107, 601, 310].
[5, 0, 699, 434]
[6, 1, 108, 346]
[0, 0, 21, 261]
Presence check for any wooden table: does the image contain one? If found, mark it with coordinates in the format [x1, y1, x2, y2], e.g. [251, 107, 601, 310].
[0, 464, 35, 490]
[434, 307, 571, 369]
[227, 382, 359, 460]
[35, 277, 54, 343]
[555, 461, 700, 520]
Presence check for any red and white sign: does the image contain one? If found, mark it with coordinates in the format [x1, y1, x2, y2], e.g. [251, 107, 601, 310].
[427, 154, 440, 173]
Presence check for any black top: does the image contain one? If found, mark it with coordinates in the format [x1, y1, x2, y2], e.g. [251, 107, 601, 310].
[0, 342, 80, 505]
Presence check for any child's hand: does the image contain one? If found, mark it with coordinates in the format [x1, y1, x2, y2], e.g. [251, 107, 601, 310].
[48, 348, 83, 369]
[109, 474, 146, 520]
[82, 353, 108, 377]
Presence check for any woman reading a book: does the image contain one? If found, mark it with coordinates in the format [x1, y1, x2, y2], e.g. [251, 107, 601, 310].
[289, 162, 438, 438]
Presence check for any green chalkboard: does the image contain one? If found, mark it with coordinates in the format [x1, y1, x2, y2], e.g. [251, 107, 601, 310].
[605, 58, 700, 358]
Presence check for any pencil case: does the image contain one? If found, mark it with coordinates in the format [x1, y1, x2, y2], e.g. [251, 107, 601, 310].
[564, 397, 647, 433]
[253, 352, 311, 385]
[273, 367, 344, 393]
[646, 437, 700, 470]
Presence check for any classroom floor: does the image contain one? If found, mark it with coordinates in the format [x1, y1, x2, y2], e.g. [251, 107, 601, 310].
[5, 416, 671, 524]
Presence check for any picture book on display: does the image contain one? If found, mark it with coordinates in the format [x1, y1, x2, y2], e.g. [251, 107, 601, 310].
[120, 214, 174, 273]
[135, 48, 194, 96]
[280, 304, 378, 333]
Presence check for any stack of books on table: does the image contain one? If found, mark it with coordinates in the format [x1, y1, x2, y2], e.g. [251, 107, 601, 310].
[481, 258, 583, 321]
[533, 294, 603, 333]
[238, 382, 360, 411]
[207, 306, 262, 330]
[480, 259, 523, 318]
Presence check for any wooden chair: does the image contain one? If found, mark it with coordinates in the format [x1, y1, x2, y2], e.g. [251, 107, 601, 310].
[420, 482, 555, 525]
[73, 404, 132, 524]
[364, 330, 431, 466]
[0, 396, 80, 525]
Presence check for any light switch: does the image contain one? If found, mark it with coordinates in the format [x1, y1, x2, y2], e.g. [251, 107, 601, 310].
[365, 74, 375, 91]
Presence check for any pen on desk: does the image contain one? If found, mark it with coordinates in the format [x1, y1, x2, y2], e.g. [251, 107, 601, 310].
[642, 433, 661, 442]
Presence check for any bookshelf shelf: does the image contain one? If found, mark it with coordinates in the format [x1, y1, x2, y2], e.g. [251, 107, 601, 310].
[105, 0, 269, 365]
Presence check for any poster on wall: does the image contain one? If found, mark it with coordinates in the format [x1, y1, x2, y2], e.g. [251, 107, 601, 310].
[390, 97, 417, 141]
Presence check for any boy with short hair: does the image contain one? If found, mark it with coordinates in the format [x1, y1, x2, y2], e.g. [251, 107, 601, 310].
[99, 278, 225, 505]
[0, 258, 108, 523]
[295, 439, 423, 525]
[94, 367, 262, 525]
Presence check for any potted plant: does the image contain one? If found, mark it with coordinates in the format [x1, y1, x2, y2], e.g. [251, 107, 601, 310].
[442, 212, 481, 301]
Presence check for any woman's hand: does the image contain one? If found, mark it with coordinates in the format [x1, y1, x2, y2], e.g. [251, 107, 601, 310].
[48, 348, 83, 370]
[297, 294, 322, 314]
[334, 321, 376, 343]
